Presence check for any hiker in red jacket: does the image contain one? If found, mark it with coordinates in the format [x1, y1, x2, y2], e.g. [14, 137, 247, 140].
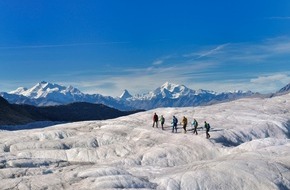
[152, 113, 159, 128]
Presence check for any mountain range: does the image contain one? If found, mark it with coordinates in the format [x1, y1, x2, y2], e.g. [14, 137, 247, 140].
[1, 81, 134, 110]
[1, 81, 289, 110]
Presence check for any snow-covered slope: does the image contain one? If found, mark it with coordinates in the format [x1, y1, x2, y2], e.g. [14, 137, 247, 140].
[1, 93, 290, 189]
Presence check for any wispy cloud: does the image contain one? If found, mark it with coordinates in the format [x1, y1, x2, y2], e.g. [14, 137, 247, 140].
[151, 55, 175, 66]
[250, 74, 290, 84]
[246, 73, 290, 93]
[263, 37, 290, 54]
[267, 17, 290, 20]
[152, 60, 164, 65]
[187, 37, 290, 64]
[0, 41, 130, 50]
[183, 44, 229, 59]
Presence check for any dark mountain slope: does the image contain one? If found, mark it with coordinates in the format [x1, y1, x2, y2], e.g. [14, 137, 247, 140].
[0, 97, 38, 125]
[16, 102, 140, 122]
[0, 97, 143, 126]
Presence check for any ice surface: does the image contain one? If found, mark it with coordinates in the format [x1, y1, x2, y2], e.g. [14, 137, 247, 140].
[0, 94, 290, 189]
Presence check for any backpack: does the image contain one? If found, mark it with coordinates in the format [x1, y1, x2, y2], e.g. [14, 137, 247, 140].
[184, 117, 187, 124]
[206, 123, 210, 130]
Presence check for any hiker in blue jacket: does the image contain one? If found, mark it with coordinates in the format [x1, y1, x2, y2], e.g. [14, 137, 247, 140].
[192, 119, 198, 135]
[172, 116, 178, 133]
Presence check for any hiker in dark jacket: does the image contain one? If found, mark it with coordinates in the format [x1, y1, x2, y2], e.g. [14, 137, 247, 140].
[152, 113, 158, 128]
[204, 121, 211, 139]
[160, 115, 165, 130]
[172, 116, 178, 133]
[181, 116, 188, 133]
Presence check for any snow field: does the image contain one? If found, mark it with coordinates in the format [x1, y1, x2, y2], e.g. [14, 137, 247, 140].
[0, 93, 289, 189]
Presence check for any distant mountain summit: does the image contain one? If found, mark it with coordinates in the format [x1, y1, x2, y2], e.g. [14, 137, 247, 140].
[1, 81, 87, 106]
[152, 82, 195, 99]
[11, 81, 83, 99]
[119, 90, 133, 100]
[128, 82, 199, 101]
[1, 81, 257, 110]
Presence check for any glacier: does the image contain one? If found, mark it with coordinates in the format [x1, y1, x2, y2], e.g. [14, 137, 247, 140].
[0, 93, 290, 189]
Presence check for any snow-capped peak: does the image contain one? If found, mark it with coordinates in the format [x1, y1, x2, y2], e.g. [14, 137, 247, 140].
[65, 85, 83, 95]
[154, 82, 194, 98]
[133, 82, 195, 100]
[9, 87, 28, 95]
[10, 81, 84, 99]
[119, 89, 132, 100]
[160, 82, 180, 91]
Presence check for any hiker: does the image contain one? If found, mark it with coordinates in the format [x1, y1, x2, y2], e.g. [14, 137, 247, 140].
[160, 115, 165, 130]
[152, 113, 159, 128]
[181, 116, 188, 133]
[192, 119, 198, 135]
[172, 116, 178, 133]
[204, 121, 211, 139]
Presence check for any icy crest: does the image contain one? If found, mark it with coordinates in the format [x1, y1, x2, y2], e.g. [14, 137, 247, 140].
[9, 87, 28, 95]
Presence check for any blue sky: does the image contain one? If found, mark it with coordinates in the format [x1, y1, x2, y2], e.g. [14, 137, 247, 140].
[1, 0, 290, 96]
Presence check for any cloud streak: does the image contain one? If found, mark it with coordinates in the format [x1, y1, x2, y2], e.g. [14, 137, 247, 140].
[183, 44, 229, 59]
[250, 74, 290, 84]
[267, 17, 290, 20]
[152, 60, 163, 65]
[0, 41, 130, 50]
[151, 55, 175, 66]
